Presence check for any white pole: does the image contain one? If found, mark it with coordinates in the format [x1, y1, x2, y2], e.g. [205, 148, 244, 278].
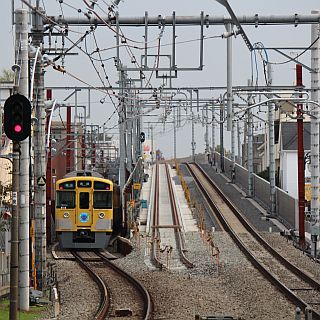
[310, 11, 320, 257]
[31, 3, 47, 292]
[16, 8, 29, 311]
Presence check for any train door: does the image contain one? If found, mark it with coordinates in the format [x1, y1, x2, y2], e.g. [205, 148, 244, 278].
[76, 182, 92, 227]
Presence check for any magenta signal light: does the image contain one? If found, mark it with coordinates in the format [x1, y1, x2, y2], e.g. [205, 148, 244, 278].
[14, 124, 22, 133]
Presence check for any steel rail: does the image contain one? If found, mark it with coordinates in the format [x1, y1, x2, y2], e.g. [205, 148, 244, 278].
[186, 163, 320, 319]
[192, 163, 320, 290]
[165, 163, 194, 268]
[95, 251, 153, 320]
[71, 251, 110, 320]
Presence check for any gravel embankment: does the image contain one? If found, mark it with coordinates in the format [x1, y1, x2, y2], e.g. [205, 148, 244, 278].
[39, 258, 100, 320]
[42, 230, 320, 319]
[113, 231, 296, 320]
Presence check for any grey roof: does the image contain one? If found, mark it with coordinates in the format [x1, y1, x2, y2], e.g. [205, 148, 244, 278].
[281, 122, 310, 151]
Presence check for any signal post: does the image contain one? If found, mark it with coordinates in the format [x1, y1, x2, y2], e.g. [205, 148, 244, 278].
[4, 93, 32, 320]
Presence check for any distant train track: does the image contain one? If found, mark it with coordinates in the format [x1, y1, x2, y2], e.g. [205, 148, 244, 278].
[186, 162, 320, 319]
[150, 163, 193, 269]
[72, 250, 153, 320]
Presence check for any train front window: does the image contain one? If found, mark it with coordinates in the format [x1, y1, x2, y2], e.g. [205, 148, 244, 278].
[93, 192, 112, 209]
[80, 192, 89, 209]
[56, 191, 75, 208]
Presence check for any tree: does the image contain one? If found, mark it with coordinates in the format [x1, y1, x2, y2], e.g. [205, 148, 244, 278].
[214, 145, 231, 157]
[0, 69, 14, 82]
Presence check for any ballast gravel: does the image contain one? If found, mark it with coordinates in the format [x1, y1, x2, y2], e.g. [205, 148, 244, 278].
[42, 230, 320, 319]
[112, 231, 296, 320]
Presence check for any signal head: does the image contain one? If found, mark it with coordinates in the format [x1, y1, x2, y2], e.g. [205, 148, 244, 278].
[3, 93, 31, 142]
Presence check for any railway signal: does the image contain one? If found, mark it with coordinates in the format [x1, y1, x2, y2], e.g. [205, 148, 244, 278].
[140, 132, 145, 143]
[4, 93, 31, 142]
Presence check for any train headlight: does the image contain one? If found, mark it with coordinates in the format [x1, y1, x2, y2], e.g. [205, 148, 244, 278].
[98, 212, 105, 219]
[63, 212, 70, 218]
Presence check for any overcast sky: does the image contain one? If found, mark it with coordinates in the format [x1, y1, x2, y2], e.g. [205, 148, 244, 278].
[1, 0, 320, 158]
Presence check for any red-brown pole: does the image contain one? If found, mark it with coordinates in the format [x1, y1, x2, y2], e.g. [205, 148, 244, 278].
[296, 64, 305, 247]
[66, 106, 71, 173]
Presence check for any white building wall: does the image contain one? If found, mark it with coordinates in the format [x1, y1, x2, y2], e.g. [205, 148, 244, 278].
[281, 150, 311, 200]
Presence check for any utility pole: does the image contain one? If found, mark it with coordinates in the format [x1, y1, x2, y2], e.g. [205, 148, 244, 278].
[126, 79, 133, 171]
[226, 22, 235, 172]
[237, 120, 242, 165]
[247, 105, 254, 197]
[226, 22, 233, 133]
[119, 67, 127, 192]
[267, 63, 276, 216]
[205, 104, 209, 159]
[247, 80, 254, 197]
[189, 90, 196, 162]
[296, 64, 305, 247]
[66, 106, 72, 173]
[16, 8, 29, 312]
[32, 4, 47, 291]
[310, 10, 320, 257]
[220, 103, 224, 172]
[212, 106, 215, 165]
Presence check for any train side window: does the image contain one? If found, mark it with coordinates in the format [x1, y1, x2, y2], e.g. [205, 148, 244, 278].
[80, 192, 89, 209]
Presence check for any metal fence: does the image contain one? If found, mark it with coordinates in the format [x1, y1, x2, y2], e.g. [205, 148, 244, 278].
[213, 152, 297, 229]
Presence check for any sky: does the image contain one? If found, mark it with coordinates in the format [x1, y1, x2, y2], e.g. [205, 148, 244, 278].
[1, 0, 320, 159]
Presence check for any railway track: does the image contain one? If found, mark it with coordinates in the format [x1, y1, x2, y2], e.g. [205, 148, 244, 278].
[72, 250, 153, 319]
[187, 162, 320, 319]
[150, 163, 193, 269]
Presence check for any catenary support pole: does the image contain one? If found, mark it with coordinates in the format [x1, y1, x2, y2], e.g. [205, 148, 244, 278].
[189, 90, 196, 162]
[16, 8, 29, 311]
[247, 93, 254, 197]
[125, 77, 132, 172]
[267, 63, 276, 216]
[310, 10, 320, 257]
[32, 5, 47, 291]
[66, 106, 71, 173]
[212, 107, 215, 165]
[205, 104, 209, 161]
[226, 23, 233, 132]
[220, 103, 224, 172]
[237, 120, 242, 165]
[119, 67, 127, 193]
[296, 64, 305, 247]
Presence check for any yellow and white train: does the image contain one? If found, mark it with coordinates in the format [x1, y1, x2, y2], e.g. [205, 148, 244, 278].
[55, 171, 121, 249]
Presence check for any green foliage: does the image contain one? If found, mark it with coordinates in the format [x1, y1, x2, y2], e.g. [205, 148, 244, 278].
[0, 299, 46, 320]
[257, 167, 270, 181]
[257, 167, 280, 187]
[0, 182, 12, 207]
[0, 69, 14, 82]
[214, 145, 231, 158]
